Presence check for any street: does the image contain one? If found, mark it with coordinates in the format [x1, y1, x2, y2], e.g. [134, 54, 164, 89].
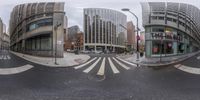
[0, 50, 200, 100]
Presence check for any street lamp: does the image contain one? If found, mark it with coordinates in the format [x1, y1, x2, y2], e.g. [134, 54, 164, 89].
[54, 22, 62, 65]
[122, 8, 140, 61]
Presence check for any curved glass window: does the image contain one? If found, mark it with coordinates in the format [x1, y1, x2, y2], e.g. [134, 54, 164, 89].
[27, 18, 53, 32]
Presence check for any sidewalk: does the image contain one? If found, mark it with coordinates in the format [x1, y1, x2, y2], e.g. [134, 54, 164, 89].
[11, 51, 90, 67]
[118, 51, 200, 67]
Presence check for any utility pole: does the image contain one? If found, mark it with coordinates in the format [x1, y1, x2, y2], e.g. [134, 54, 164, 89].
[54, 22, 62, 65]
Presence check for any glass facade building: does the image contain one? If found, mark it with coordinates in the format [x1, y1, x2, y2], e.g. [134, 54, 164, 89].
[83, 8, 127, 52]
[141, 2, 200, 58]
[9, 2, 66, 57]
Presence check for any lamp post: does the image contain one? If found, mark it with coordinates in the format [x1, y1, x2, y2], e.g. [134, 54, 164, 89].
[54, 22, 62, 65]
[122, 8, 140, 61]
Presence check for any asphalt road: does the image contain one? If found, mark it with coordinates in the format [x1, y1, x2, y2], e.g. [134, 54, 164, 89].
[0, 51, 200, 100]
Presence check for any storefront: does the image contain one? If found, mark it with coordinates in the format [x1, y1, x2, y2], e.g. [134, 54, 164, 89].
[145, 26, 198, 58]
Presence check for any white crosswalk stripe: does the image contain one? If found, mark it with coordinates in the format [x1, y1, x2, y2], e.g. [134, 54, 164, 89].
[83, 57, 101, 73]
[174, 64, 200, 74]
[74, 57, 97, 69]
[7, 55, 11, 59]
[97, 57, 106, 76]
[116, 57, 137, 67]
[0, 55, 11, 60]
[74, 57, 136, 75]
[108, 57, 120, 74]
[0, 64, 34, 75]
[113, 57, 130, 70]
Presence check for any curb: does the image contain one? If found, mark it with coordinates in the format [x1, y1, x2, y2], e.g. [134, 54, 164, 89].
[10, 51, 90, 68]
[139, 52, 200, 67]
[120, 51, 200, 67]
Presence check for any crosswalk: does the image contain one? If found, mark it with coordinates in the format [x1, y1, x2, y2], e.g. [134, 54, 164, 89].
[74, 57, 137, 76]
[0, 55, 11, 60]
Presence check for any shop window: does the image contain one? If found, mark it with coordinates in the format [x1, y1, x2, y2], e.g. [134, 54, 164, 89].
[41, 36, 51, 50]
[165, 42, 173, 54]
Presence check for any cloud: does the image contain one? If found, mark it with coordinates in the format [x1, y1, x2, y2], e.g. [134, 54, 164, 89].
[0, 0, 200, 31]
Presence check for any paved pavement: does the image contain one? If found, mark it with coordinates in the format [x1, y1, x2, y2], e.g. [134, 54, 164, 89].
[120, 51, 200, 66]
[0, 51, 200, 100]
[11, 51, 90, 67]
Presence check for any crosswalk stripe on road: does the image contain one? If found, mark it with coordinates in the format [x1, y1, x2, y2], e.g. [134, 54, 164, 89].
[74, 57, 137, 75]
[113, 57, 130, 70]
[83, 57, 101, 73]
[97, 57, 106, 76]
[74, 57, 97, 69]
[0, 55, 11, 60]
[116, 57, 137, 67]
[108, 57, 120, 74]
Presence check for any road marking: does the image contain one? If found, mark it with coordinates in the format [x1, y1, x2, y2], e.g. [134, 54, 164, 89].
[74, 57, 97, 69]
[97, 57, 106, 76]
[108, 57, 119, 74]
[0, 55, 11, 60]
[7, 55, 11, 59]
[116, 57, 137, 67]
[174, 64, 200, 75]
[113, 57, 130, 70]
[3, 55, 7, 60]
[197, 56, 200, 60]
[0, 64, 34, 75]
[83, 57, 101, 73]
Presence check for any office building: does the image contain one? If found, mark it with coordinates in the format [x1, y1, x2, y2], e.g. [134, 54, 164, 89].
[9, 2, 67, 57]
[83, 8, 127, 53]
[141, 2, 200, 58]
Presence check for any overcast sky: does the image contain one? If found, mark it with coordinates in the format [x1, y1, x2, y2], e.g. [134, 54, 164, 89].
[0, 0, 200, 31]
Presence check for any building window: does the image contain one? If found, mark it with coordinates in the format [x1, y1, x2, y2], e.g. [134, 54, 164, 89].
[167, 17, 172, 22]
[152, 27, 164, 32]
[25, 34, 52, 51]
[151, 16, 157, 20]
[41, 36, 51, 50]
[27, 18, 53, 32]
[158, 17, 164, 20]
[37, 3, 45, 14]
[172, 19, 177, 23]
[46, 3, 54, 12]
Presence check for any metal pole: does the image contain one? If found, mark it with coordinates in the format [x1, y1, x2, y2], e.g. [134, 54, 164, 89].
[160, 40, 162, 63]
[128, 11, 139, 62]
[55, 26, 58, 65]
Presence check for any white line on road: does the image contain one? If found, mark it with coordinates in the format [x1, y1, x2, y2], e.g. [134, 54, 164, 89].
[197, 56, 200, 60]
[83, 57, 101, 73]
[116, 57, 137, 67]
[108, 57, 119, 74]
[7, 55, 11, 59]
[74, 57, 97, 69]
[3, 55, 7, 60]
[97, 58, 106, 76]
[174, 64, 200, 75]
[113, 57, 130, 70]
[0, 64, 34, 75]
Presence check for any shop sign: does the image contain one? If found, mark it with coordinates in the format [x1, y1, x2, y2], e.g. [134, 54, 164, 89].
[151, 32, 182, 41]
